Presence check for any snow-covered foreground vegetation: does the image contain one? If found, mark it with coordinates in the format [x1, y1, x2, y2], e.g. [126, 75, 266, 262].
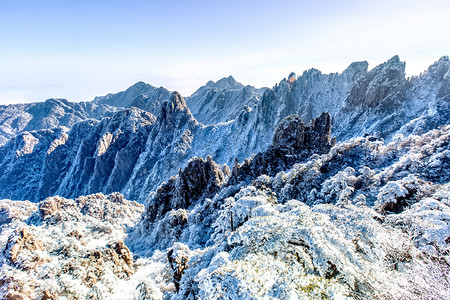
[1, 126, 450, 299]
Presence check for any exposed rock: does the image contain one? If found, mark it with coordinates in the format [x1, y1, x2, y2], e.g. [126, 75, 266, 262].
[288, 72, 297, 83]
[126, 86, 172, 116]
[229, 112, 333, 184]
[6, 227, 45, 264]
[146, 156, 226, 222]
[167, 244, 191, 293]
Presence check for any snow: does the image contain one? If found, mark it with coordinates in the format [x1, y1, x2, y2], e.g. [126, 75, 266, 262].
[0, 56, 449, 299]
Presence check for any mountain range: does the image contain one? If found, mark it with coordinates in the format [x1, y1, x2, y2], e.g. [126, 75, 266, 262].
[0, 56, 448, 203]
[0, 56, 449, 299]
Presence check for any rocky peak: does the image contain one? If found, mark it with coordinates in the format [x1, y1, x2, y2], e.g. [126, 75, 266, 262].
[230, 112, 333, 184]
[342, 61, 369, 81]
[426, 56, 450, 80]
[272, 111, 332, 152]
[158, 92, 197, 127]
[205, 76, 244, 90]
[166, 92, 189, 114]
[344, 55, 406, 110]
[288, 72, 297, 83]
[146, 156, 226, 221]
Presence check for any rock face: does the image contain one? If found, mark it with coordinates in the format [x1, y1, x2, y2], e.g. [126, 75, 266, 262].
[272, 112, 332, 151]
[146, 156, 226, 222]
[230, 112, 333, 184]
[0, 193, 144, 299]
[0, 98, 119, 146]
[0, 107, 155, 201]
[334, 55, 450, 140]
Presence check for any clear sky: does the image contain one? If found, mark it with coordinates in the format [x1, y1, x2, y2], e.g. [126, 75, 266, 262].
[0, 0, 449, 104]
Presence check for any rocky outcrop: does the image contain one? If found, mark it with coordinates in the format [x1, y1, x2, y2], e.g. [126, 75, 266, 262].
[272, 113, 332, 151]
[229, 112, 334, 184]
[6, 227, 45, 264]
[146, 156, 226, 221]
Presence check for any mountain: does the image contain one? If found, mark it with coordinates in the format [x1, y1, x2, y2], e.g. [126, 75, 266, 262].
[0, 107, 155, 201]
[186, 76, 265, 125]
[0, 57, 448, 205]
[1, 115, 448, 299]
[93, 81, 171, 114]
[0, 98, 119, 146]
[0, 55, 449, 299]
[333, 55, 450, 140]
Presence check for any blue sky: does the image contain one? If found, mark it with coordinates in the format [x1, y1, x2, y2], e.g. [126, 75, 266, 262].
[0, 0, 449, 104]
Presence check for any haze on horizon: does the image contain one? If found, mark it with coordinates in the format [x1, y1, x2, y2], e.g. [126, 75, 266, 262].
[0, 0, 449, 105]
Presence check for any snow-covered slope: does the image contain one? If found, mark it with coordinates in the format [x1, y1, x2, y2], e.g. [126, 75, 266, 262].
[333, 56, 450, 140]
[0, 56, 449, 205]
[186, 76, 265, 125]
[93, 81, 171, 115]
[0, 107, 156, 202]
[1, 118, 449, 299]
[0, 98, 119, 146]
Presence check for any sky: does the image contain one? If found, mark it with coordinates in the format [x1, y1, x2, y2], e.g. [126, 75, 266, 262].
[0, 0, 449, 105]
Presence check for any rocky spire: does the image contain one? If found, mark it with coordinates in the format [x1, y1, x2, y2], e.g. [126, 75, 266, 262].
[229, 112, 334, 185]
[158, 92, 197, 127]
[145, 156, 226, 222]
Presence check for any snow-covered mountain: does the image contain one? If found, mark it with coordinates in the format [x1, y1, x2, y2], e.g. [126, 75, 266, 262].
[0, 56, 448, 205]
[186, 76, 265, 125]
[0, 55, 449, 299]
[0, 98, 119, 146]
[333, 55, 450, 140]
[93, 81, 172, 115]
[1, 116, 449, 299]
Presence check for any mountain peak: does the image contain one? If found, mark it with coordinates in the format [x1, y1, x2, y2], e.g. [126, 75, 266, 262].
[288, 72, 297, 83]
[425, 56, 450, 80]
[388, 55, 400, 63]
[131, 81, 148, 87]
[168, 91, 185, 108]
[205, 76, 244, 90]
[159, 91, 195, 122]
